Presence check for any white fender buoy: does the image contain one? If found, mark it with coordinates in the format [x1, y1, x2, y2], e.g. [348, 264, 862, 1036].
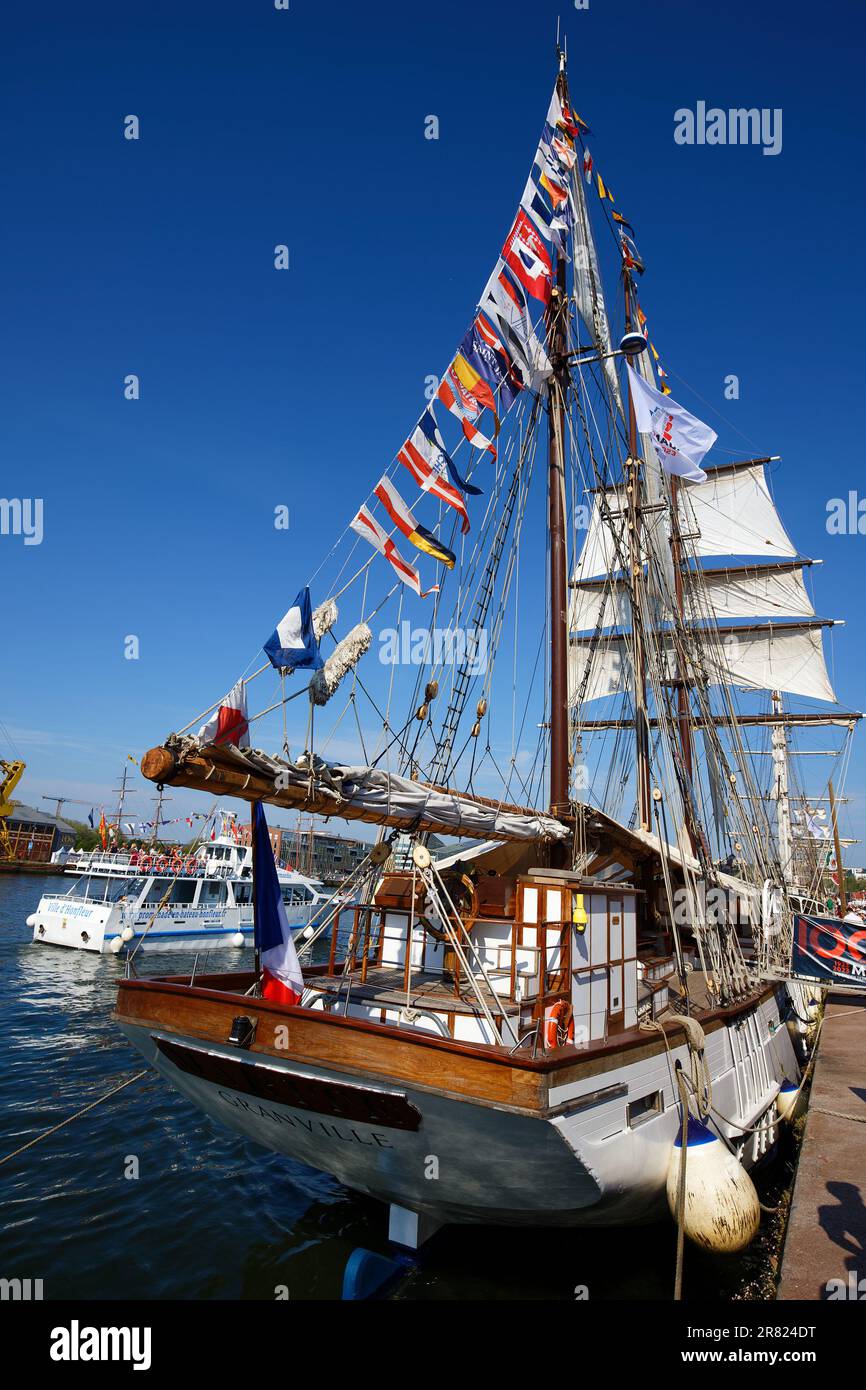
[231, 931, 245, 947]
[108, 936, 123, 954]
[666, 1115, 760, 1254]
[776, 1078, 804, 1123]
[26, 913, 37, 928]
[121, 926, 134, 943]
[302, 925, 316, 940]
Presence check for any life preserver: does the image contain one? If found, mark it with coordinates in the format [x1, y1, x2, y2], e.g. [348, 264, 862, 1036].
[544, 1000, 575, 1049]
[138, 854, 153, 873]
[170, 854, 183, 874]
[154, 855, 167, 874]
[185, 856, 198, 876]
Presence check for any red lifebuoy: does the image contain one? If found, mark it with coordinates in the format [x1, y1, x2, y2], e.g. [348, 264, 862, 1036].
[544, 1001, 575, 1049]
[185, 856, 198, 876]
[139, 854, 153, 873]
[170, 855, 183, 874]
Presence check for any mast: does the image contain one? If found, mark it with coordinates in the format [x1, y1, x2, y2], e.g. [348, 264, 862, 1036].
[546, 57, 571, 820]
[829, 777, 847, 915]
[770, 690, 793, 885]
[622, 280, 652, 831]
[669, 477, 694, 783]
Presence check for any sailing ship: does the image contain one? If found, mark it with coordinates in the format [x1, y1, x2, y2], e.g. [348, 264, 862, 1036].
[115, 53, 858, 1250]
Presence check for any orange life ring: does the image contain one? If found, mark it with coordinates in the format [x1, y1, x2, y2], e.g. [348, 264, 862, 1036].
[544, 1000, 575, 1049]
[138, 854, 153, 873]
[154, 855, 167, 874]
[170, 855, 183, 874]
[185, 856, 198, 876]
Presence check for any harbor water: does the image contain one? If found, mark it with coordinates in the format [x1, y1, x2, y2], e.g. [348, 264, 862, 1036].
[0, 873, 793, 1301]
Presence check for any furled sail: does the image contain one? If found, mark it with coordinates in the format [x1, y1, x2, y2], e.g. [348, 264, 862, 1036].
[569, 620, 838, 705]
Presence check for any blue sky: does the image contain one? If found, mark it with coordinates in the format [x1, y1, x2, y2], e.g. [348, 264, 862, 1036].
[2, 0, 865, 852]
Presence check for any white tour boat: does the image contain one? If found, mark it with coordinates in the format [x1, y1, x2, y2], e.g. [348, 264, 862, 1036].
[29, 833, 336, 954]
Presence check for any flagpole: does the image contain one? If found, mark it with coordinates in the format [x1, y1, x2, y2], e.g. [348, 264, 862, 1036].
[622, 276, 653, 832]
[829, 779, 847, 916]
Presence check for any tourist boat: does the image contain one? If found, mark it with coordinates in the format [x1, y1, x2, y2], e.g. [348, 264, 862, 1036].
[115, 51, 858, 1250]
[29, 832, 334, 954]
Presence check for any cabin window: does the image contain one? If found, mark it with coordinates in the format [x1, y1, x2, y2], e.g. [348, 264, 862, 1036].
[169, 880, 197, 904]
[627, 1091, 663, 1127]
[144, 878, 173, 905]
[200, 880, 228, 904]
[233, 883, 252, 905]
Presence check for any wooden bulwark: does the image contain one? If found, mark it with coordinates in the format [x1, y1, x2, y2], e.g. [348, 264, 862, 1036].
[116, 971, 779, 1116]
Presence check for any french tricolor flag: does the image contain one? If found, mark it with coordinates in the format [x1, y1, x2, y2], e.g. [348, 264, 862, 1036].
[252, 801, 304, 1006]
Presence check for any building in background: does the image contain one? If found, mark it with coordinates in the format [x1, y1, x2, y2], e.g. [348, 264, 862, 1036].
[279, 827, 371, 885]
[5, 804, 76, 863]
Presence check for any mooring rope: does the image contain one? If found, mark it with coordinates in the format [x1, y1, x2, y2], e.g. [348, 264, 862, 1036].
[0, 1070, 148, 1168]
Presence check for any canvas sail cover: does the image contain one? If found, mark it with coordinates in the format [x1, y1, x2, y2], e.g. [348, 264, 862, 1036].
[571, 563, 815, 632]
[569, 621, 837, 705]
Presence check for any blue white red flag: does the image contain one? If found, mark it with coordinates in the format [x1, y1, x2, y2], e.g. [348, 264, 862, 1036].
[458, 316, 523, 414]
[263, 587, 323, 671]
[252, 801, 305, 1005]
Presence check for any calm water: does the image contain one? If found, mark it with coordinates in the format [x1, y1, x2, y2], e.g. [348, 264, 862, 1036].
[0, 872, 790, 1301]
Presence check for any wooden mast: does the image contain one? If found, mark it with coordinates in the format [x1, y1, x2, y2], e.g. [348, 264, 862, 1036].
[546, 57, 571, 821]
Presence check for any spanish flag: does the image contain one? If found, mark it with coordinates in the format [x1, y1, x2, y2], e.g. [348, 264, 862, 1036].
[374, 477, 456, 570]
[98, 810, 107, 850]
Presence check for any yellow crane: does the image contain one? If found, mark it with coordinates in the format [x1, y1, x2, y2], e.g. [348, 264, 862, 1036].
[0, 759, 26, 861]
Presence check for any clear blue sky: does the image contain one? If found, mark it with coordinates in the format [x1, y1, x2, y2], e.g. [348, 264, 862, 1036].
[2, 0, 865, 850]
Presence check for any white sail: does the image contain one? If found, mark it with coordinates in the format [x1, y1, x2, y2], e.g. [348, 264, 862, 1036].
[571, 562, 816, 632]
[680, 463, 796, 559]
[570, 621, 837, 705]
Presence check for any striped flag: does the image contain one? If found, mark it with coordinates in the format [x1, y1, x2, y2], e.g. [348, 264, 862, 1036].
[397, 429, 471, 533]
[350, 506, 439, 597]
[437, 371, 497, 455]
[374, 477, 456, 569]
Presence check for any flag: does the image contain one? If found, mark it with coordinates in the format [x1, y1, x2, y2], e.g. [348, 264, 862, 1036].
[612, 211, 635, 234]
[351, 506, 440, 597]
[98, 811, 107, 850]
[374, 477, 456, 569]
[88, 809, 94, 828]
[583, 150, 593, 184]
[416, 405, 482, 496]
[502, 209, 553, 303]
[483, 261, 552, 390]
[263, 587, 323, 671]
[252, 802, 304, 1006]
[458, 316, 523, 415]
[520, 176, 571, 254]
[437, 371, 497, 455]
[397, 428, 471, 532]
[626, 364, 716, 484]
[197, 679, 251, 748]
[597, 173, 614, 203]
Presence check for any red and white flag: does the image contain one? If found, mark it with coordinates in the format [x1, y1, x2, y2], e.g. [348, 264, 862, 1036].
[397, 430, 471, 533]
[350, 506, 438, 598]
[198, 679, 250, 748]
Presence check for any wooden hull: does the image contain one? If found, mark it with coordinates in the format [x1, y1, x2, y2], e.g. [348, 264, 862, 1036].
[115, 973, 800, 1229]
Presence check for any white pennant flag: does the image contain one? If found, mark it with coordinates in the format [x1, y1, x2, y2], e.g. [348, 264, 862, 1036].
[626, 364, 716, 484]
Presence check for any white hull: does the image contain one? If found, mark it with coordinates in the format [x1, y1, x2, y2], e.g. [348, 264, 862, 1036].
[118, 986, 798, 1228]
